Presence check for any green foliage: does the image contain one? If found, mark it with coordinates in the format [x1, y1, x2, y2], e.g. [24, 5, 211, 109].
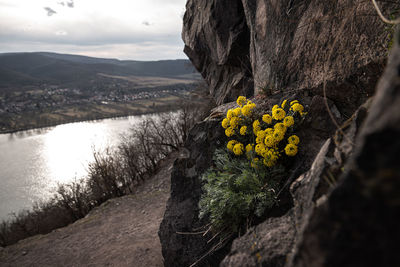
[199, 149, 285, 235]
[200, 96, 307, 238]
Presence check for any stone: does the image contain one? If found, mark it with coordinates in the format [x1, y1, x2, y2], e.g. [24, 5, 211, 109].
[182, 0, 253, 105]
[220, 85, 374, 266]
[182, 0, 397, 115]
[291, 31, 400, 267]
[158, 119, 230, 267]
[221, 138, 332, 266]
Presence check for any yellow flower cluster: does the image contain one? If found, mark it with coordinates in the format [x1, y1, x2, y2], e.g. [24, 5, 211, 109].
[289, 100, 306, 116]
[223, 96, 306, 167]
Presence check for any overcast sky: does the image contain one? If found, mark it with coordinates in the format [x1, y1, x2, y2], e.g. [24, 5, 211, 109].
[0, 0, 188, 60]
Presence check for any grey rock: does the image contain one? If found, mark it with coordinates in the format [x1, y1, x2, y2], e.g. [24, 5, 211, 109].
[183, 0, 396, 115]
[221, 89, 370, 266]
[182, 0, 253, 105]
[159, 119, 229, 267]
[291, 31, 400, 267]
[221, 138, 332, 266]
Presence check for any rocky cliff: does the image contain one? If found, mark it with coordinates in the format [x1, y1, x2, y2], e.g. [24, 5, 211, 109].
[160, 0, 400, 266]
[182, 0, 394, 113]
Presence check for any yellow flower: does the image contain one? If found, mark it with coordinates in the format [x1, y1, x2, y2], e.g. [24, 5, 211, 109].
[288, 135, 300, 145]
[281, 99, 287, 109]
[291, 103, 304, 113]
[233, 143, 244, 156]
[266, 149, 280, 164]
[227, 140, 238, 151]
[236, 96, 247, 107]
[233, 107, 242, 117]
[255, 143, 266, 155]
[256, 136, 263, 144]
[285, 144, 298, 156]
[230, 117, 240, 128]
[240, 126, 247, 135]
[246, 144, 254, 153]
[225, 127, 235, 137]
[227, 109, 234, 120]
[256, 130, 266, 139]
[272, 104, 279, 111]
[262, 114, 272, 124]
[290, 100, 299, 106]
[221, 118, 229, 129]
[263, 158, 275, 167]
[273, 130, 285, 143]
[262, 149, 276, 166]
[253, 120, 261, 135]
[272, 108, 286, 120]
[264, 135, 275, 147]
[283, 116, 294, 127]
[256, 130, 267, 144]
[261, 148, 270, 158]
[265, 128, 274, 135]
[241, 104, 252, 117]
[251, 157, 259, 168]
[274, 123, 287, 133]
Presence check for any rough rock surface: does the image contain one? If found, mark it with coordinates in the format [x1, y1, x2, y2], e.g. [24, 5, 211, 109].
[159, 92, 345, 266]
[183, 0, 398, 114]
[220, 93, 371, 266]
[221, 139, 332, 267]
[158, 120, 229, 267]
[161, 1, 400, 266]
[182, 0, 253, 105]
[292, 32, 400, 267]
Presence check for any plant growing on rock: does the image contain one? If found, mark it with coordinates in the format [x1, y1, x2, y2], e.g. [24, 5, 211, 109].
[199, 96, 306, 237]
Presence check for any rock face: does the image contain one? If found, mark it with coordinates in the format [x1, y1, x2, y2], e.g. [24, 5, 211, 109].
[159, 92, 347, 266]
[292, 33, 400, 267]
[182, 0, 253, 105]
[159, 0, 400, 266]
[221, 35, 400, 266]
[183, 0, 396, 114]
[158, 120, 230, 267]
[221, 99, 368, 266]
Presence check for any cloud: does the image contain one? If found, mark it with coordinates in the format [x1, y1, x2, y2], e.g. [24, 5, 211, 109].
[142, 20, 152, 26]
[44, 7, 57, 16]
[57, 1, 74, 8]
[55, 30, 68, 36]
[0, 0, 188, 60]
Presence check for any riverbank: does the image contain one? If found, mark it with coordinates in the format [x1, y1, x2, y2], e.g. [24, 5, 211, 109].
[0, 150, 178, 266]
[0, 95, 183, 134]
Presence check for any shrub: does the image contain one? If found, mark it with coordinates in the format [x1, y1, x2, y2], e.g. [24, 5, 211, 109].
[0, 96, 213, 247]
[199, 96, 306, 237]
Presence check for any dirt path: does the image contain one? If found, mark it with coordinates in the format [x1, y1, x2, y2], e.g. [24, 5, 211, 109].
[0, 153, 177, 267]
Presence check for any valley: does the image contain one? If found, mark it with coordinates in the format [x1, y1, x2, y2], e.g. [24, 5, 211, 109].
[0, 52, 201, 133]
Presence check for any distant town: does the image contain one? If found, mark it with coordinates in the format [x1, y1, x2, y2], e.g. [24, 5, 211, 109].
[0, 83, 195, 115]
[0, 52, 202, 133]
[0, 80, 199, 133]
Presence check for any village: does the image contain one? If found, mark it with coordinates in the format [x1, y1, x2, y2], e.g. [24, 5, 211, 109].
[0, 83, 195, 115]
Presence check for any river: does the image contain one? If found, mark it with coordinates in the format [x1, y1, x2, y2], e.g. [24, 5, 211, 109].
[0, 114, 159, 221]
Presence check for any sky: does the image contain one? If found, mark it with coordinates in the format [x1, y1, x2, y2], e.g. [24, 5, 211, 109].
[0, 0, 188, 60]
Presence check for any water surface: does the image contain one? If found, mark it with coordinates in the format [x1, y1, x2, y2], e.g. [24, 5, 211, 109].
[0, 115, 155, 221]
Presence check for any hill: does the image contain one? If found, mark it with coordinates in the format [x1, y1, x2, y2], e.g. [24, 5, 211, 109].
[0, 52, 199, 90]
[0, 52, 202, 133]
